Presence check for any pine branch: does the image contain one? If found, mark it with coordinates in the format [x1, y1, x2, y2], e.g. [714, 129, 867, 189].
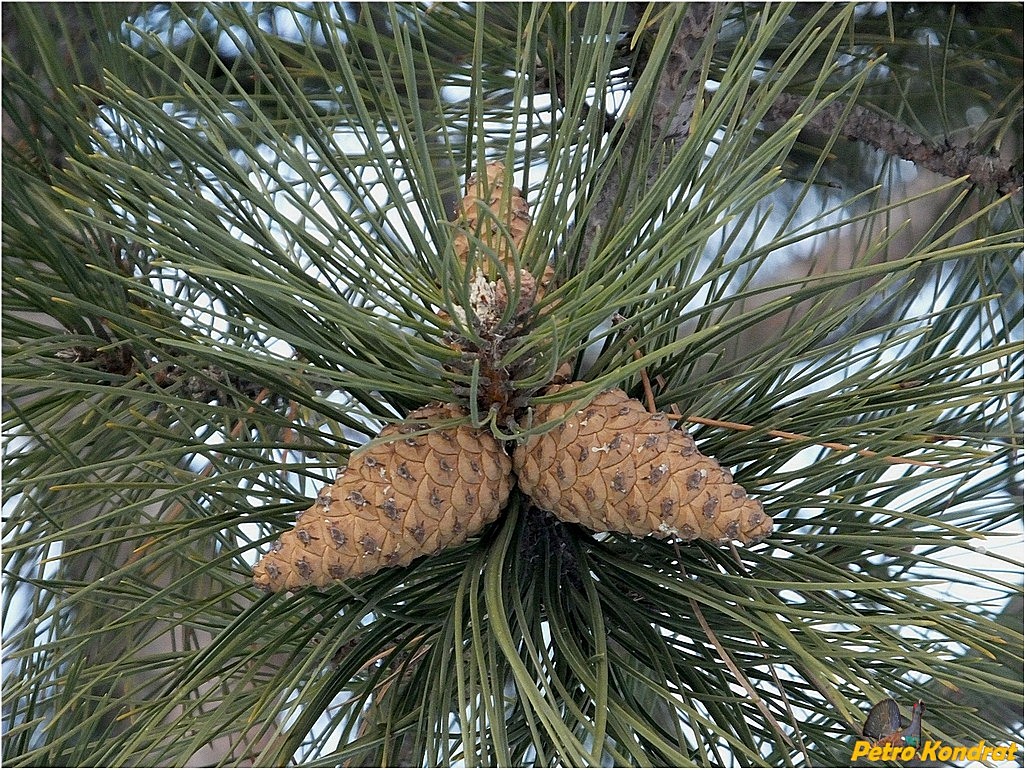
[52, 340, 280, 404]
[765, 92, 1023, 195]
[4, 5, 1021, 766]
[578, 3, 716, 265]
[1, 4, 141, 165]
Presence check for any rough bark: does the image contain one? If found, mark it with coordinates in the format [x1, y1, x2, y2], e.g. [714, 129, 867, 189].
[765, 92, 1023, 196]
[578, 4, 717, 266]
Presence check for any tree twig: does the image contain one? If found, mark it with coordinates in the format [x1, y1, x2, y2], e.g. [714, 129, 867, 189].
[765, 92, 1022, 195]
[686, 595, 795, 750]
[669, 413, 943, 469]
[626, 336, 939, 468]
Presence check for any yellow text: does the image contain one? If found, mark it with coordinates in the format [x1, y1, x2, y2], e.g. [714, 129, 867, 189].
[851, 740, 1019, 763]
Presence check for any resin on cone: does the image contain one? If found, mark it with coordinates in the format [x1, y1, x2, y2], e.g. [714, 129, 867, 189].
[253, 404, 513, 591]
[464, 264, 556, 331]
[513, 384, 771, 544]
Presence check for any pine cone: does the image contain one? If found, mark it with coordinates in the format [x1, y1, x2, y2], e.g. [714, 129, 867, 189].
[512, 384, 771, 545]
[452, 161, 530, 269]
[441, 162, 552, 332]
[253, 404, 514, 591]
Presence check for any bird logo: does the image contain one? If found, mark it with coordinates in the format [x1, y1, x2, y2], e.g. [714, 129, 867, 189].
[861, 698, 925, 748]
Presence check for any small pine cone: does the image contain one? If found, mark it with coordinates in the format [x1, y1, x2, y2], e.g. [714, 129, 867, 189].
[512, 384, 771, 545]
[253, 404, 514, 591]
[452, 161, 531, 268]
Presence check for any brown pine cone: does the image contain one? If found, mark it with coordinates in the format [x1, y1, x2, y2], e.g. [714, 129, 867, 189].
[443, 161, 558, 332]
[452, 161, 530, 269]
[512, 384, 771, 545]
[253, 404, 514, 592]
